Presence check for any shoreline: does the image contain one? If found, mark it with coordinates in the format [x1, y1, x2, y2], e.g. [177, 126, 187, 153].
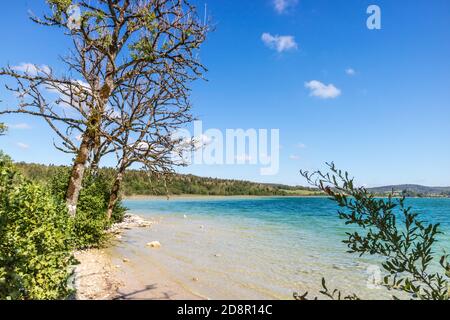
[123, 194, 450, 201]
[74, 214, 204, 300]
[123, 194, 326, 201]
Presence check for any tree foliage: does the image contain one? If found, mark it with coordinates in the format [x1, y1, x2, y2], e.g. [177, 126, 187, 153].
[296, 163, 450, 300]
[0, 153, 75, 300]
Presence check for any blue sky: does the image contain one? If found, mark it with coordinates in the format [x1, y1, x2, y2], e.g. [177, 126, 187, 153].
[1, 0, 450, 187]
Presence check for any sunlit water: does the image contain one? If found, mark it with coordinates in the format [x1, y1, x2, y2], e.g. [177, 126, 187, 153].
[112, 197, 450, 300]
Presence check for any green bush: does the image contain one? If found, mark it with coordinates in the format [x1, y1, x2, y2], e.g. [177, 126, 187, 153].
[0, 153, 74, 300]
[0, 150, 127, 299]
[50, 168, 126, 249]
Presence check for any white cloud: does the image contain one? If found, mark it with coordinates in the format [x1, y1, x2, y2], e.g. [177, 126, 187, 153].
[17, 142, 30, 149]
[305, 80, 341, 99]
[12, 63, 51, 76]
[45, 79, 92, 110]
[346, 68, 356, 76]
[193, 134, 213, 150]
[262, 33, 298, 53]
[7, 123, 31, 130]
[46, 79, 91, 96]
[134, 141, 150, 152]
[273, 0, 298, 14]
[174, 134, 213, 154]
[296, 143, 306, 149]
[289, 155, 301, 160]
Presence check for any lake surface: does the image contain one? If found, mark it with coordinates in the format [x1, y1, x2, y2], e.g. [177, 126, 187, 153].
[115, 197, 450, 300]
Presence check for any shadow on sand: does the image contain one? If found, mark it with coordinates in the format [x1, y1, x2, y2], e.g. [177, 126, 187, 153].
[113, 284, 177, 300]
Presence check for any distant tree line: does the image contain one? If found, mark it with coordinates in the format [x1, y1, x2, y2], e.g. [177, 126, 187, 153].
[15, 162, 321, 197]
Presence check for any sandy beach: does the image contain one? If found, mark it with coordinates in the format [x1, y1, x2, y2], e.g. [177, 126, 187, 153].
[74, 214, 203, 300]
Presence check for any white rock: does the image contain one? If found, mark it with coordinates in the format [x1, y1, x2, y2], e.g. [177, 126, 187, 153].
[147, 241, 161, 248]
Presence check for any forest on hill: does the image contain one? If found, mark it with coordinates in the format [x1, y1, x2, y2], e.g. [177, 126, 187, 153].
[15, 162, 450, 198]
[368, 184, 450, 198]
[15, 162, 322, 197]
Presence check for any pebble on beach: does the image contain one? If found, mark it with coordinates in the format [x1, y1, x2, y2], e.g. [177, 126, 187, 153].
[123, 258, 130, 263]
[192, 277, 199, 282]
[147, 241, 161, 248]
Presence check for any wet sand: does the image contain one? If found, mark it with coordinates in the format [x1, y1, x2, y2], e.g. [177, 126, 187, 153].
[107, 246, 204, 300]
[74, 214, 203, 300]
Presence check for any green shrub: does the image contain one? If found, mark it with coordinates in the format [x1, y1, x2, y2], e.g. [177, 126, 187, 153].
[50, 168, 126, 249]
[0, 151, 127, 299]
[0, 153, 74, 300]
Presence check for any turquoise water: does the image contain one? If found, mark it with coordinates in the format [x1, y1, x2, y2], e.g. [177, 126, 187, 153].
[118, 197, 450, 299]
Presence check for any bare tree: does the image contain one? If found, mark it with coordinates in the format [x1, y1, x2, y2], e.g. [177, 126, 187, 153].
[0, 0, 207, 216]
[102, 61, 196, 219]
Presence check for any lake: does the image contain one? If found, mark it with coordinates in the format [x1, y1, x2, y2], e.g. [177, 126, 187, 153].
[113, 197, 450, 300]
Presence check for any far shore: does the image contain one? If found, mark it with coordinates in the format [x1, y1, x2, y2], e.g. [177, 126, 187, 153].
[123, 194, 450, 201]
[123, 194, 326, 201]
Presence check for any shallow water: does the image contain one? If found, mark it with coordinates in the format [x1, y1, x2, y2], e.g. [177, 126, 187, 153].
[116, 197, 450, 300]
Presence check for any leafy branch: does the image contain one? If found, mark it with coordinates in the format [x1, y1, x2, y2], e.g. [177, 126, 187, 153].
[296, 162, 449, 300]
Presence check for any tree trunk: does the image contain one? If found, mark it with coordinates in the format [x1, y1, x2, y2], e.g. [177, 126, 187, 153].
[106, 164, 127, 220]
[66, 134, 92, 217]
[67, 72, 114, 216]
[90, 142, 101, 176]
